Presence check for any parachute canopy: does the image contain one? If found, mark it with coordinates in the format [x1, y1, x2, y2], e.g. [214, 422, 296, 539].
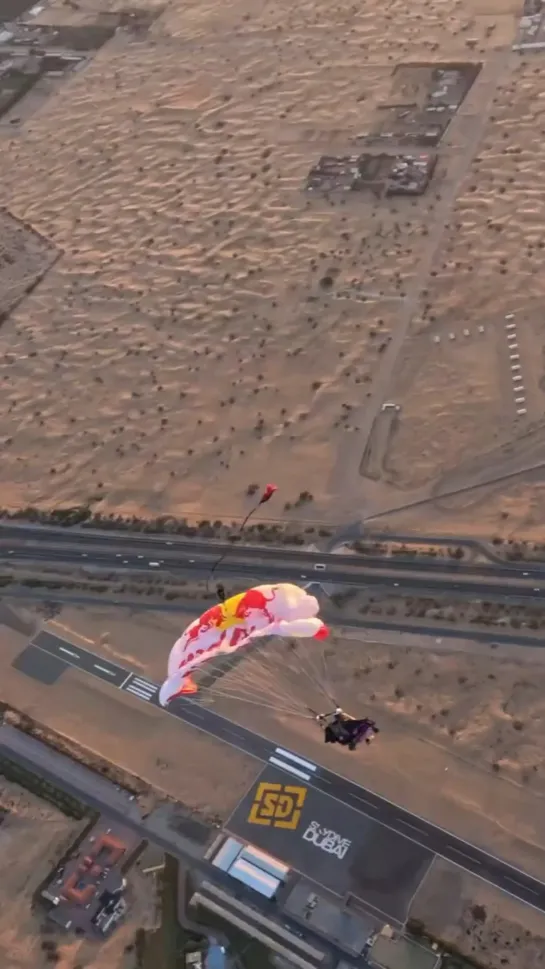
[159, 583, 328, 707]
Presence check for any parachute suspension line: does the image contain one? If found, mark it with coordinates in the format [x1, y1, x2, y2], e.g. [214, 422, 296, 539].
[192, 635, 324, 717]
[320, 643, 336, 701]
[204, 632, 336, 717]
[279, 636, 338, 709]
[196, 688, 314, 719]
[198, 661, 299, 711]
[258, 633, 336, 709]
[216, 648, 308, 715]
[188, 638, 308, 715]
[206, 484, 278, 595]
[238, 637, 326, 712]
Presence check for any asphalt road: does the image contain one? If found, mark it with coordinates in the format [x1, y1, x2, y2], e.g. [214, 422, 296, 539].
[1, 522, 544, 579]
[23, 629, 545, 914]
[3, 544, 545, 604]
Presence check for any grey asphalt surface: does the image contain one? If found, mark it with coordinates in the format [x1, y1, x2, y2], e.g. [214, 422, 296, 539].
[3, 544, 545, 605]
[13, 643, 67, 684]
[228, 764, 433, 924]
[14, 629, 545, 914]
[0, 521, 543, 577]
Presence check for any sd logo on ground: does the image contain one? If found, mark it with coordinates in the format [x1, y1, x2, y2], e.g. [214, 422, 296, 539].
[247, 781, 307, 830]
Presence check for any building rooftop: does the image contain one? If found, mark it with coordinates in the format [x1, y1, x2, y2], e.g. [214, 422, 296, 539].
[41, 818, 140, 938]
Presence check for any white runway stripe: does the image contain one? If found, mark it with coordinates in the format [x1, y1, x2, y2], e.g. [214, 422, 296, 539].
[268, 756, 311, 781]
[274, 747, 317, 772]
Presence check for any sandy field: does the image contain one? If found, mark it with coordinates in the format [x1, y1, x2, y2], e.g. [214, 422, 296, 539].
[411, 856, 545, 969]
[15, 602, 545, 883]
[0, 0, 529, 531]
[0, 609, 260, 815]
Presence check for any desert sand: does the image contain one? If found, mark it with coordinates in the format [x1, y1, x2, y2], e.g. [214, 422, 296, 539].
[411, 856, 545, 969]
[0, 0, 540, 535]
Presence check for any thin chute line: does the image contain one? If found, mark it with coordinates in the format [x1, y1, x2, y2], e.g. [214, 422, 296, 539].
[236, 643, 327, 709]
[246, 635, 333, 701]
[193, 649, 309, 713]
[196, 690, 313, 718]
[323, 650, 337, 699]
[207, 484, 277, 593]
[278, 638, 337, 707]
[228, 657, 329, 717]
[203, 670, 302, 713]
[194, 657, 312, 713]
[198, 645, 326, 716]
[222, 660, 310, 713]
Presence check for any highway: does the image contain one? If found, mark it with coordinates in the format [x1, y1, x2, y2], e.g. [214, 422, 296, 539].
[3, 539, 545, 604]
[1, 521, 544, 579]
[25, 628, 545, 914]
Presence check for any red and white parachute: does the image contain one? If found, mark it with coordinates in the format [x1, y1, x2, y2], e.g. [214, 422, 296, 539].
[159, 583, 329, 706]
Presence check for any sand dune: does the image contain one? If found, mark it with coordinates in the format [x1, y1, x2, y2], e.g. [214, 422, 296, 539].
[0, 0, 524, 525]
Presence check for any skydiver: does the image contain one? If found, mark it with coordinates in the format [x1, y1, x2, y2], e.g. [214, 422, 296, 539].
[216, 583, 227, 603]
[317, 708, 379, 750]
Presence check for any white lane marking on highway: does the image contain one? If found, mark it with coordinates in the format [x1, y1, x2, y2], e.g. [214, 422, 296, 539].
[450, 847, 481, 865]
[397, 818, 427, 837]
[504, 876, 538, 895]
[119, 673, 132, 689]
[268, 756, 311, 781]
[187, 709, 205, 721]
[274, 747, 317, 772]
[93, 664, 116, 677]
[59, 646, 80, 659]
